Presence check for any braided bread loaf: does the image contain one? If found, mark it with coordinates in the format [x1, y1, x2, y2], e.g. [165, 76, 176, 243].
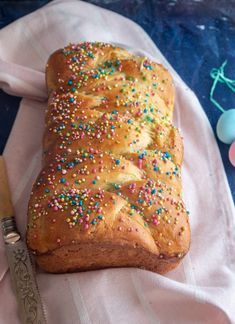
[27, 42, 190, 274]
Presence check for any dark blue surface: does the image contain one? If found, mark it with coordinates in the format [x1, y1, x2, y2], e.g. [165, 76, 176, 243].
[0, 0, 234, 201]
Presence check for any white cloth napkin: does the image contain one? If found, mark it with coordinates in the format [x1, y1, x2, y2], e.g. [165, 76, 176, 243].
[0, 0, 235, 323]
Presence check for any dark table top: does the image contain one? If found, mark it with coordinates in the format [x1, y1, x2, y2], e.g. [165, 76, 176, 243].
[0, 0, 235, 201]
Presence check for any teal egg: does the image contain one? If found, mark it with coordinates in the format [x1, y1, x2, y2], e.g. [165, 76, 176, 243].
[216, 109, 235, 144]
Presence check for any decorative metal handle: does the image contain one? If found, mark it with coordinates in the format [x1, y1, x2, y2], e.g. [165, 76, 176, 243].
[1, 216, 21, 244]
[6, 241, 47, 324]
[0, 157, 47, 324]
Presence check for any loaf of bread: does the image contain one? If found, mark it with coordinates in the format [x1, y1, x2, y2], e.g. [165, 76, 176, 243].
[27, 42, 190, 274]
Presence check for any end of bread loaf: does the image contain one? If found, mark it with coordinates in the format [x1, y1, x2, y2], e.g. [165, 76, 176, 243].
[27, 42, 190, 274]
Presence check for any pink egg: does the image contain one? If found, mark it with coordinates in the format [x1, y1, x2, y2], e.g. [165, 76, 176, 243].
[229, 141, 235, 167]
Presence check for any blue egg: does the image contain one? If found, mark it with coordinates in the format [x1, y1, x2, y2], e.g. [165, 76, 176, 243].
[216, 109, 235, 144]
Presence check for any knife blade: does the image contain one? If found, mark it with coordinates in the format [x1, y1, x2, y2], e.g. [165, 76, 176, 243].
[0, 156, 47, 324]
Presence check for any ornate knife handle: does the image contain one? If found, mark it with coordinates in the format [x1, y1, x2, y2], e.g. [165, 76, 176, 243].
[0, 157, 47, 324]
[1, 216, 21, 244]
[6, 239, 47, 324]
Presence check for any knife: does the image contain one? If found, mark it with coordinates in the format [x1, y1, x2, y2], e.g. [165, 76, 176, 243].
[0, 156, 47, 324]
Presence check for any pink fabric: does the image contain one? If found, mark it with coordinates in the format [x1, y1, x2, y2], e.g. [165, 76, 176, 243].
[0, 0, 235, 323]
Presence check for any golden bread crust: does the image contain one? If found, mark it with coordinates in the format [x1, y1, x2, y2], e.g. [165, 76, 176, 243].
[27, 42, 190, 274]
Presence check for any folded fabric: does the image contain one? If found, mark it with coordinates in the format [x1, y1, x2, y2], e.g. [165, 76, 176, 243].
[0, 0, 234, 323]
